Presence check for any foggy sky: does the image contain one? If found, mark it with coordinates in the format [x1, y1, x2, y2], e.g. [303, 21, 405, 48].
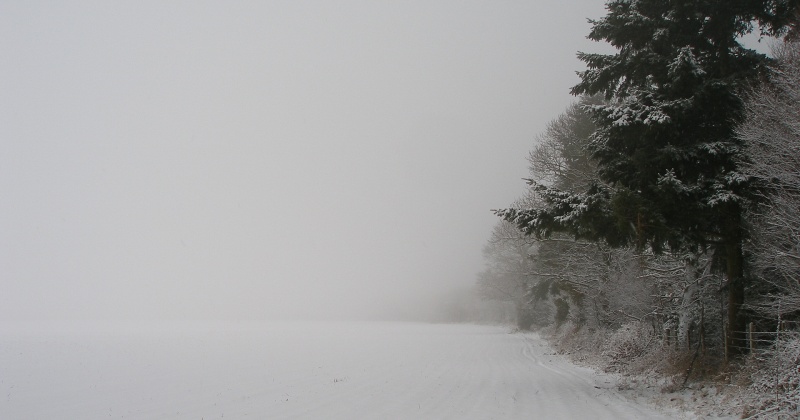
[1, 1, 609, 323]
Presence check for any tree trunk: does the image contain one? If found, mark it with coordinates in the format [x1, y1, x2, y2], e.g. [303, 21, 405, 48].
[724, 222, 746, 360]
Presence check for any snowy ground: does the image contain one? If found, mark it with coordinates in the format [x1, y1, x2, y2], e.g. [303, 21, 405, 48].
[0, 322, 688, 419]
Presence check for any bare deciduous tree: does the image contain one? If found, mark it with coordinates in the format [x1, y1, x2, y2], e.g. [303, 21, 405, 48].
[740, 41, 800, 317]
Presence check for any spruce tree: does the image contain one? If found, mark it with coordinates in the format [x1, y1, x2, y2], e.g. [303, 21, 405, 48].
[497, 0, 798, 357]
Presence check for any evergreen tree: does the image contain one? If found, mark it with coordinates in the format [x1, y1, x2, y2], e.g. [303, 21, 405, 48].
[497, 0, 798, 357]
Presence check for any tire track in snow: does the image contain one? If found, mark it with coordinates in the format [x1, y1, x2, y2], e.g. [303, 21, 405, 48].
[511, 331, 672, 419]
[0, 323, 680, 419]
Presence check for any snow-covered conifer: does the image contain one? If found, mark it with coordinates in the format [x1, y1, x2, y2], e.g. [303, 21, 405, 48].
[497, 0, 799, 357]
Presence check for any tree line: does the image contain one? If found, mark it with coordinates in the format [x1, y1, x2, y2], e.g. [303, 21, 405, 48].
[478, 0, 799, 414]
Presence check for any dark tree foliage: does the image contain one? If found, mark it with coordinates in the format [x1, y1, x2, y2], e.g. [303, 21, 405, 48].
[497, 0, 799, 357]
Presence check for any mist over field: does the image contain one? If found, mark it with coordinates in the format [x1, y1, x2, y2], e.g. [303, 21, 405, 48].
[0, 1, 608, 325]
[6, 1, 798, 418]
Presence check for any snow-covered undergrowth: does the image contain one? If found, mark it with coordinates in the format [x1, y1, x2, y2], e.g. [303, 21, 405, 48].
[544, 322, 666, 375]
[601, 322, 659, 374]
[733, 333, 800, 419]
[539, 321, 800, 419]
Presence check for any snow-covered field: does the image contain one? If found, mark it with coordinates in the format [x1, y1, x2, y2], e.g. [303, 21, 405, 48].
[1, 322, 678, 419]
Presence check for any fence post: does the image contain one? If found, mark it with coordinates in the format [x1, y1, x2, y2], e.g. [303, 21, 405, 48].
[748, 322, 755, 353]
[724, 324, 729, 362]
[776, 313, 782, 408]
[700, 304, 706, 357]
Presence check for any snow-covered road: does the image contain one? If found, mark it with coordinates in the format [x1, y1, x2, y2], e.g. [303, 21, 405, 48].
[0, 322, 676, 419]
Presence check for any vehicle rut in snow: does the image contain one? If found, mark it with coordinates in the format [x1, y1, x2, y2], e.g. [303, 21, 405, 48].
[0, 322, 675, 419]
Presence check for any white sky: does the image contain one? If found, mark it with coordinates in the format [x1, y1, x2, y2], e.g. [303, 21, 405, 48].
[1, 1, 610, 323]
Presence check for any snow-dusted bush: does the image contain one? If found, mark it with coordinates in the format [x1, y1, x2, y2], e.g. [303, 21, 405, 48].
[738, 332, 800, 419]
[602, 321, 656, 373]
[543, 321, 608, 364]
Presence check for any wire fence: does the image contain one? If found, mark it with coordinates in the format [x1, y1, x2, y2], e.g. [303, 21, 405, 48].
[657, 316, 799, 417]
[726, 319, 800, 418]
[657, 318, 800, 355]
[725, 319, 800, 354]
